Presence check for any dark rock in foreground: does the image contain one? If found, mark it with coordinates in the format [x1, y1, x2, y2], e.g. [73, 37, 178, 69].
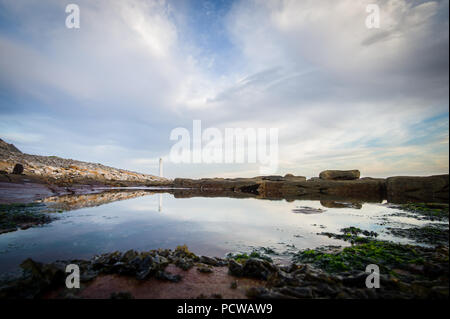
[1, 239, 447, 299]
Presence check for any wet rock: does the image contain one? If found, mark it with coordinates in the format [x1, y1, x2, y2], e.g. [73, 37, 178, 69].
[242, 258, 277, 280]
[267, 270, 298, 287]
[423, 263, 446, 279]
[175, 257, 194, 271]
[152, 254, 169, 268]
[173, 245, 199, 261]
[199, 256, 217, 265]
[121, 249, 138, 262]
[342, 272, 367, 287]
[134, 256, 156, 280]
[228, 259, 244, 277]
[80, 270, 98, 282]
[200, 256, 227, 266]
[312, 283, 338, 297]
[319, 170, 360, 181]
[155, 270, 182, 282]
[278, 287, 314, 299]
[197, 265, 213, 273]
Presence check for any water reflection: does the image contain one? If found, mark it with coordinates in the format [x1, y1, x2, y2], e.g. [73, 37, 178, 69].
[41, 190, 156, 211]
[0, 189, 440, 277]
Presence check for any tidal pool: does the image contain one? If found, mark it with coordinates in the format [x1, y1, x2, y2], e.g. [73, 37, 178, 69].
[0, 190, 438, 277]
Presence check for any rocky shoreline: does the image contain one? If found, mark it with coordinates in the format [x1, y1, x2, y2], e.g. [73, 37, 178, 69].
[0, 203, 447, 299]
[0, 138, 448, 299]
[0, 138, 171, 189]
[1, 233, 448, 299]
[173, 171, 449, 203]
[1, 137, 448, 205]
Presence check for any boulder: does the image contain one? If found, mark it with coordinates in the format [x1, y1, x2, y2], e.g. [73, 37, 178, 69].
[319, 170, 360, 181]
[12, 163, 24, 174]
[386, 175, 449, 203]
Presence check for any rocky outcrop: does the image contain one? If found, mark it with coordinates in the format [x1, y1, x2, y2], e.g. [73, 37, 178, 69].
[0, 138, 22, 153]
[319, 170, 360, 181]
[174, 175, 386, 202]
[0, 138, 170, 186]
[386, 175, 449, 203]
[259, 177, 385, 201]
[173, 173, 449, 203]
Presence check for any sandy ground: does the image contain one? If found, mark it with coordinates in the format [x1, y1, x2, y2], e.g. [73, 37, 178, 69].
[45, 264, 264, 299]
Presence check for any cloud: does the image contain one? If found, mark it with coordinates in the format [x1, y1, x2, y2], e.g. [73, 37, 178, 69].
[0, 0, 448, 178]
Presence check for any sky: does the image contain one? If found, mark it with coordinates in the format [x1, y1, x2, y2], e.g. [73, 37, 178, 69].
[0, 0, 448, 178]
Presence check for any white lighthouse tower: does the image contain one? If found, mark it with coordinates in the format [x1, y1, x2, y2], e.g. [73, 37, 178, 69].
[158, 157, 163, 212]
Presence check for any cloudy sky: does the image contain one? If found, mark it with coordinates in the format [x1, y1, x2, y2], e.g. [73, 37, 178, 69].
[0, 0, 448, 178]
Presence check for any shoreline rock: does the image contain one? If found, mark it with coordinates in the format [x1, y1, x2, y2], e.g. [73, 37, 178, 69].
[173, 174, 448, 203]
[1, 238, 447, 299]
[319, 170, 360, 181]
[387, 175, 449, 203]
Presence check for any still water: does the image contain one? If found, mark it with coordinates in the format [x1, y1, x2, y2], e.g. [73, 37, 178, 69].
[0, 190, 435, 276]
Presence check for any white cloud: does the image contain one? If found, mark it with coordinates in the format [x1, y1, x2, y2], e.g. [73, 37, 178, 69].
[0, 0, 447, 178]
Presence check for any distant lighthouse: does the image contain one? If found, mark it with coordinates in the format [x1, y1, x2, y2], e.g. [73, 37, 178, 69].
[159, 157, 163, 177]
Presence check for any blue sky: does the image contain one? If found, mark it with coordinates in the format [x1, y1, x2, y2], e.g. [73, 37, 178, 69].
[0, 0, 448, 178]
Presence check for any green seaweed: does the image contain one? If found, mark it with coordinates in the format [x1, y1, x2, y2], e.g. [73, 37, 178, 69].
[319, 227, 378, 244]
[388, 224, 449, 246]
[293, 240, 426, 273]
[0, 203, 53, 232]
[400, 203, 449, 222]
[227, 249, 273, 263]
